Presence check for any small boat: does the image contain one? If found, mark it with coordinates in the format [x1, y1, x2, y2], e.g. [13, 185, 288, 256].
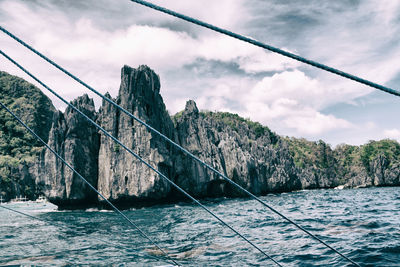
[10, 196, 28, 203]
[36, 195, 47, 203]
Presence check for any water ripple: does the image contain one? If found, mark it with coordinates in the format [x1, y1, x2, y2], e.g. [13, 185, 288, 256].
[0, 187, 399, 266]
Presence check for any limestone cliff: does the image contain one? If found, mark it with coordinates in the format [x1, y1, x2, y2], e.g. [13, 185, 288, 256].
[1, 66, 399, 209]
[37, 95, 99, 208]
[286, 138, 400, 189]
[173, 100, 301, 198]
[97, 65, 174, 206]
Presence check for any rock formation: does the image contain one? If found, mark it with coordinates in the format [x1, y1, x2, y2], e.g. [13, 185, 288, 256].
[173, 100, 301, 198]
[37, 95, 99, 208]
[97, 65, 174, 206]
[1, 66, 399, 208]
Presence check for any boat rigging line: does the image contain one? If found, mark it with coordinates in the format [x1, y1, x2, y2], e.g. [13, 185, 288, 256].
[129, 0, 400, 98]
[0, 23, 361, 266]
[0, 98, 179, 267]
[0, 49, 281, 266]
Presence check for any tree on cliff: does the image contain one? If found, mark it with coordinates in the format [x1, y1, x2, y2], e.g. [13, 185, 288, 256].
[0, 71, 55, 200]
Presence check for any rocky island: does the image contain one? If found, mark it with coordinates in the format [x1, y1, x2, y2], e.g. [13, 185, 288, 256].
[0, 65, 399, 209]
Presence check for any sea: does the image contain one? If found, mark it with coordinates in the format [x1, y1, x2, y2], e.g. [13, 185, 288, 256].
[0, 186, 399, 266]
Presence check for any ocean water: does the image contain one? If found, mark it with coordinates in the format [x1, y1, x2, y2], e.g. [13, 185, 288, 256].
[0, 187, 399, 266]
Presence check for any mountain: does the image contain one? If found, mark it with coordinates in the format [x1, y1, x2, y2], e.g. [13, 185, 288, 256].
[0, 66, 399, 208]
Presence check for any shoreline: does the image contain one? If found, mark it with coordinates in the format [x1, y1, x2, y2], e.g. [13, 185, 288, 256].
[2, 184, 397, 210]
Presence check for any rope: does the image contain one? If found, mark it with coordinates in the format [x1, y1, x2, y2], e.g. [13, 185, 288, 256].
[129, 0, 400, 98]
[0, 98, 179, 267]
[0, 25, 358, 265]
[0, 49, 280, 266]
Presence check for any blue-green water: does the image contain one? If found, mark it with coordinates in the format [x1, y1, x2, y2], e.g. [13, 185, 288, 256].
[0, 187, 399, 266]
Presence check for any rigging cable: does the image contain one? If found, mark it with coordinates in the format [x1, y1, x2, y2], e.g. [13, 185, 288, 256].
[0, 100, 179, 267]
[0, 49, 281, 266]
[0, 25, 360, 266]
[129, 0, 400, 97]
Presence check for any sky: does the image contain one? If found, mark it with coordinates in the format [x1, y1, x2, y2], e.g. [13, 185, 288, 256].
[0, 0, 399, 146]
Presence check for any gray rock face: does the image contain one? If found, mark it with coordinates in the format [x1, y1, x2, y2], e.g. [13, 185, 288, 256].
[2, 65, 400, 208]
[367, 155, 400, 187]
[0, 162, 38, 202]
[343, 155, 400, 189]
[173, 100, 301, 198]
[37, 95, 99, 208]
[297, 142, 340, 189]
[383, 163, 400, 185]
[97, 65, 174, 205]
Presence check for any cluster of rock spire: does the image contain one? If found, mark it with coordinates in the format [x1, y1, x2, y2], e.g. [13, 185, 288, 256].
[1, 66, 399, 208]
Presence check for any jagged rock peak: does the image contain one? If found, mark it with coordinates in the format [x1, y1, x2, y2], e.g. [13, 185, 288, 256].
[99, 92, 115, 110]
[70, 93, 93, 106]
[104, 92, 112, 98]
[120, 64, 161, 97]
[183, 100, 199, 116]
[117, 64, 172, 135]
[67, 94, 96, 115]
[97, 64, 174, 206]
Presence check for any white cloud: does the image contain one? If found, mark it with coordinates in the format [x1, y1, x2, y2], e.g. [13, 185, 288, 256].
[196, 83, 235, 112]
[0, 0, 298, 99]
[245, 70, 323, 108]
[243, 97, 353, 136]
[192, 70, 354, 136]
[1, 0, 399, 145]
[373, 0, 400, 26]
[35, 22, 197, 71]
[237, 49, 301, 73]
[383, 129, 400, 141]
[305, 0, 400, 86]
[32, 17, 300, 75]
[241, 70, 354, 135]
[283, 109, 353, 135]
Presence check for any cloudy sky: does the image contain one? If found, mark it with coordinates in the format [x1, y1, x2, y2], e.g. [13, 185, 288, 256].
[0, 0, 399, 146]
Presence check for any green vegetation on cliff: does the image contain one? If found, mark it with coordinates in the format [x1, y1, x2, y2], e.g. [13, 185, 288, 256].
[199, 111, 279, 143]
[0, 71, 55, 200]
[360, 139, 400, 169]
[286, 137, 400, 186]
[0, 72, 54, 161]
[286, 138, 400, 170]
[334, 144, 361, 179]
[173, 109, 279, 144]
[174, 108, 400, 185]
[285, 138, 336, 169]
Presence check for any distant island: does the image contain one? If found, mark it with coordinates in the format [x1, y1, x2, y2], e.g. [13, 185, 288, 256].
[0, 65, 399, 209]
